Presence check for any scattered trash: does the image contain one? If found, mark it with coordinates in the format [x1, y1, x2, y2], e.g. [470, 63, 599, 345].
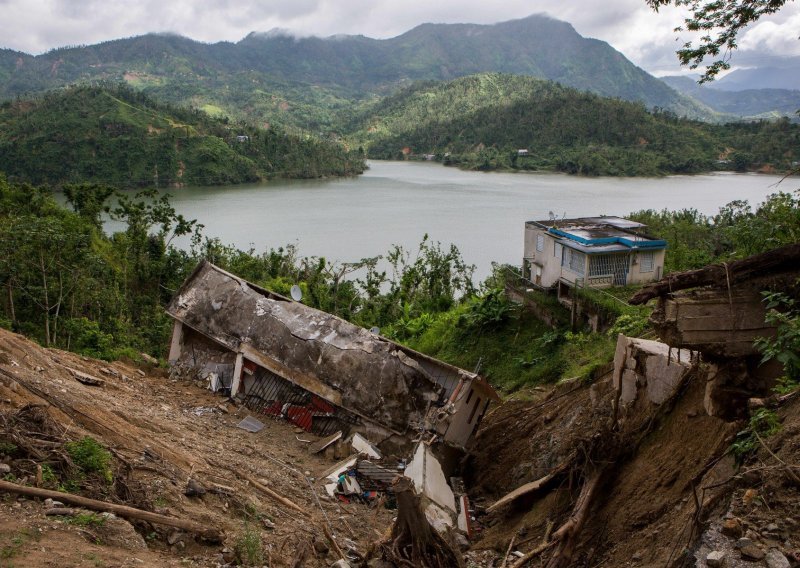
[237, 415, 265, 433]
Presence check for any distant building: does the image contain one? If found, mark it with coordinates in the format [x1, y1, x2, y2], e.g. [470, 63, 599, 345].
[236, 135, 250, 143]
[517, 149, 529, 156]
[523, 216, 666, 291]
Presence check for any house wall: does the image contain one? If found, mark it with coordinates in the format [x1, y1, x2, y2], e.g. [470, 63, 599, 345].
[627, 249, 666, 285]
[523, 226, 563, 287]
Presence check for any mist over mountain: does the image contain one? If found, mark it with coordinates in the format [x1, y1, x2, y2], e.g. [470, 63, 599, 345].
[0, 14, 713, 127]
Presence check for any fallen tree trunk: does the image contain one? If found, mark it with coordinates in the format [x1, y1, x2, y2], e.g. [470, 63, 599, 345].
[629, 243, 800, 305]
[0, 479, 222, 542]
[370, 476, 464, 568]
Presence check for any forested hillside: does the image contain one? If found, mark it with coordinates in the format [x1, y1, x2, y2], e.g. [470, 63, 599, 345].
[0, 85, 365, 188]
[351, 74, 800, 176]
[0, 15, 712, 131]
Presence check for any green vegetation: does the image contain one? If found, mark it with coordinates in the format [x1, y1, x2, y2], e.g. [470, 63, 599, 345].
[1, 168, 798, 394]
[755, 289, 800, 390]
[65, 512, 107, 528]
[349, 74, 799, 176]
[65, 436, 113, 484]
[0, 85, 365, 188]
[731, 407, 782, 461]
[234, 523, 264, 566]
[0, 529, 38, 561]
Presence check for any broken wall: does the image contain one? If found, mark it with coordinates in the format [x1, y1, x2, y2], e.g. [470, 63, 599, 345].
[167, 262, 446, 435]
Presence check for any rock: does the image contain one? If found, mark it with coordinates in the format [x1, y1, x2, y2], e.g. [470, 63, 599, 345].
[167, 530, 185, 545]
[740, 545, 766, 561]
[330, 561, 352, 568]
[261, 518, 275, 530]
[0, 464, 10, 474]
[631, 551, 642, 562]
[736, 538, 753, 549]
[45, 507, 77, 516]
[722, 518, 743, 538]
[313, 539, 330, 555]
[765, 549, 791, 568]
[453, 532, 470, 551]
[742, 488, 758, 506]
[184, 478, 206, 497]
[140, 352, 158, 365]
[706, 550, 726, 567]
[136, 369, 146, 377]
[221, 547, 236, 563]
[765, 523, 779, 532]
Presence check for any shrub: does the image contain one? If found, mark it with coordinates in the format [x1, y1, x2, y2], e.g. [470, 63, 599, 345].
[65, 436, 113, 484]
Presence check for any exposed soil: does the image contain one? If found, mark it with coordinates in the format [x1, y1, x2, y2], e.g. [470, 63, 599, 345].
[0, 329, 394, 567]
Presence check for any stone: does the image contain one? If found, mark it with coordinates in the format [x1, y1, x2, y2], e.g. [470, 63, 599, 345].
[736, 538, 753, 549]
[453, 532, 470, 551]
[706, 550, 726, 567]
[313, 539, 330, 555]
[765, 523, 779, 532]
[0, 464, 10, 474]
[740, 545, 766, 561]
[184, 478, 206, 497]
[221, 547, 236, 563]
[764, 549, 791, 568]
[721, 518, 743, 538]
[742, 488, 758, 506]
[167, 530, 184, 545]
[330, 561, 352, 568]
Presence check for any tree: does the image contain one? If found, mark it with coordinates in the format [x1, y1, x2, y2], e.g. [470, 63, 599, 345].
[647, 0, 793, 82]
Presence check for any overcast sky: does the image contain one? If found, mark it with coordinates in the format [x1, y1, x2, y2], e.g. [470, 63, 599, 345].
[1, 0, 798, 76]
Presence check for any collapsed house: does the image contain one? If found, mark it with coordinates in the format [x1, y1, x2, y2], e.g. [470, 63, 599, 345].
[166, 261, 498, 450]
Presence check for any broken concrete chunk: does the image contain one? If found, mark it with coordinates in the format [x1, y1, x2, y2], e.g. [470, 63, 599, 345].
[404, 442, 456, 513]
[706, 550, 726, 567]
[236, 415, 265, 433]
[310, 430, 342, 454]
[66, 367, 105, 387]
[351, 433, 381, 459]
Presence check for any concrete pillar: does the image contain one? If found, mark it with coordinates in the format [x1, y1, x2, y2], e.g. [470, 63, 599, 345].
[167, 320, 184, 363]
[230, 352, 244, 398]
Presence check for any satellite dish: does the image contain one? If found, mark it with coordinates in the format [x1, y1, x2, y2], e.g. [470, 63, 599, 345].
[369, 327, 380, 335]
[290, 285, 303, 302]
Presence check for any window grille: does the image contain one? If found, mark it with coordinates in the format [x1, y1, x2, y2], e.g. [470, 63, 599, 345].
[640, 251, 655, 273]
[589, 254, 629, 277]
[562, 248, 586, 276]
[536, 234, 544, 252]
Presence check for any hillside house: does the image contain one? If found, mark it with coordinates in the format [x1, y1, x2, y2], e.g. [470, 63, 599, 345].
[523, 216, 666, 292]
[166, 261, 498, 452]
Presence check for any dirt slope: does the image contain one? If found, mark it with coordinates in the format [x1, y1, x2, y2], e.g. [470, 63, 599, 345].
[0, 328, 394, 567]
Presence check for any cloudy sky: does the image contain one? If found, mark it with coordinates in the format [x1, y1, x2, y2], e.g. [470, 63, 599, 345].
[1, 0, 798, 75]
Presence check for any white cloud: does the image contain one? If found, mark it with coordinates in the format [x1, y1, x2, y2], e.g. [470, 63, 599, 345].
[0, 0, 797, 75]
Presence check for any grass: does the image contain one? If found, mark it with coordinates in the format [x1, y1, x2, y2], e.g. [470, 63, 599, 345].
[0, 529, 38, 561]
[65, 437, 113, 484]
[65, 512, 107, 528]
[234, 523, 264, 566]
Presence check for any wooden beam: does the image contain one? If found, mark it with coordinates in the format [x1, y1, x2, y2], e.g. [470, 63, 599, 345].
[0, 479, 222, 542]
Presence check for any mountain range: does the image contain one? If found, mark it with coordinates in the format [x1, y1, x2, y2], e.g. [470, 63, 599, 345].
[0, 14, 719, 130]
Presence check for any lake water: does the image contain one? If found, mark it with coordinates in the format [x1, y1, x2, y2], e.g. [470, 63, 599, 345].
[108, 160, 790, 281]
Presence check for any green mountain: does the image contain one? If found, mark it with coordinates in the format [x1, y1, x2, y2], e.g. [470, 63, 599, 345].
[349, 73, 800, 176]
[0, 15, 714, 131]
[661, 75, 800, 121]
[0, 85, 365, 188]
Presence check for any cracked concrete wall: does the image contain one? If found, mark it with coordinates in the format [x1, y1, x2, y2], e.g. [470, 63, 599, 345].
[166, 261, 446, 434]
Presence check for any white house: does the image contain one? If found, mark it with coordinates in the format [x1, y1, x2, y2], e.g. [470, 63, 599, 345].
[523, 216, 666, 290]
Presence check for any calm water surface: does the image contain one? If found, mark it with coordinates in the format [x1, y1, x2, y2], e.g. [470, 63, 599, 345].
[119, 161, 789, 281]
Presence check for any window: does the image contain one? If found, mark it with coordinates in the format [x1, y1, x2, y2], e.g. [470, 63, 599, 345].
[536, 234, 544, 252]
[639, 251, 655, 273]
[562, 248, 586, 276]
[554, 242, 562, 259]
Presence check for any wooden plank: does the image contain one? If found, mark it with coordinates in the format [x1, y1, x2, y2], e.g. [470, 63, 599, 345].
[675, 312, 769, 331]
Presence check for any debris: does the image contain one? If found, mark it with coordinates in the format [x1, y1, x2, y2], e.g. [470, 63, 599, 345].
[184, 478, 206, 497]
[237, 415, 265, 433]
[242, 473, 308, 514]
[404, 442, 456, 513]
[740, 544, 766, 561]
[0, 479, 222, 542]
[706, 550, 726, 567]
[66, 367, 105, 387]
[351, 433, 381, 459]
[140, 353, 158, 365]
[45, 507, 77, 516]
[136, 369, 146, 377]
[765, 549, 791, 568]
[296, 435, 312, 443]
[0, 464, 10, 474]
[310, 430, 343, 454]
